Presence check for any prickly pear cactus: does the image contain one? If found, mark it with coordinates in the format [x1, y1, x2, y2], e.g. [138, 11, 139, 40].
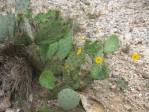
[35, 18, 66, 45]
[34, 12, 46, 24]
[104, 34, 119, 54]
[39, 70, 55, 90]
[15, 0, 30, 14]
[34, 10, 60, 25]
[65, 48, 86, 68]
[44, 60, 63, 76]
[46, 42, 59, 58]
[35, 10, 72, 61]
[58, 88, 80, 110]
[56, 32, 72, 60]
[24, 18, 34, 41]
[0, 13, 15, 44]
[91, 62, 108, 80]
[34, 10, 66, 45]
[84, 40, 102, 56]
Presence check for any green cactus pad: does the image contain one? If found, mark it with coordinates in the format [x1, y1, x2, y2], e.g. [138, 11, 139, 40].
[104, 34, 119, 54]
[91, 62, 108, 80]
[46, 9, 60, 18]
[0, 13, 15, 44]
[46, 42, 58, 58]
[98, 62, 108, 80]
[34, 12, 46, 24]
[23, 18, 34, 41]
[15, 0, 30, 14]
[91, 63, 100, 80]
[56, 32, 72, 60]
[65, 49, 86, 68]
[35, 19, 66, 45]
[84, 40, 102, 55]
[39, 70, 55, 89]
[58, 88, 80, 110]
[44, 60, 63, 76]
[34, 10, 60, 25]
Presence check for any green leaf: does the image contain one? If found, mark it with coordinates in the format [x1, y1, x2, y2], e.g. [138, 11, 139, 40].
[0, 13, 15, 44]
[84, 41, 102, 55]
[39, 70, 55, 89]
[104, 34, 119, 54]
[15, 0, 30, 14]
[46, 42, 58, 57]
[56, 32, 72, 60]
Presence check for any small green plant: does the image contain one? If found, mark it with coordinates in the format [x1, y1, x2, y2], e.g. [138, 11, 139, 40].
[116, 77, 128, 91]
[58, 88, 80, 110]
[37, 104, 50, 112]
[127, 108, 133, 112]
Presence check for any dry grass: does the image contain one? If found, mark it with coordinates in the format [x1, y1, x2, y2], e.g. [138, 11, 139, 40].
[0, 44, 33, 111]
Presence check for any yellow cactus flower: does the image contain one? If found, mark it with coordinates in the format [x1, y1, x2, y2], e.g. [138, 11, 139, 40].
[71, 67, 74, 72]
[64, 65, 69, 70]
[78, 72, 82, 76]
[98, 26, 103, 32]
[77, 48, 82, 55]
[132, 54, 139, 61]
[95, 56, 102, 64]
[80, 81, 84, 86]
[80, 36, 85, 40]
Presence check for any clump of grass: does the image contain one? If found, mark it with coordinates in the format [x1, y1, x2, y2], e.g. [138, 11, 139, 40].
[116, 77, 128, 91]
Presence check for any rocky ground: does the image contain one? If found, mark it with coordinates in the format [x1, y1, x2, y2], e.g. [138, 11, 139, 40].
[0, 0, 149, 112]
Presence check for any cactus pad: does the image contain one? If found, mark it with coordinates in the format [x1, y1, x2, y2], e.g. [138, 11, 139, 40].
[58, 88, 80, 110]
[84, 40, 102, 55]
[104, 34, 119, 54]
[35, 19, 66, 45]
[56, 32, 72, 60]
[46, 42, 59, 58]
[15, 0, 30, 14]
[0, 13, 15, 43]
[39, 70, 55, 89]
[91, 62, 108, 80]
